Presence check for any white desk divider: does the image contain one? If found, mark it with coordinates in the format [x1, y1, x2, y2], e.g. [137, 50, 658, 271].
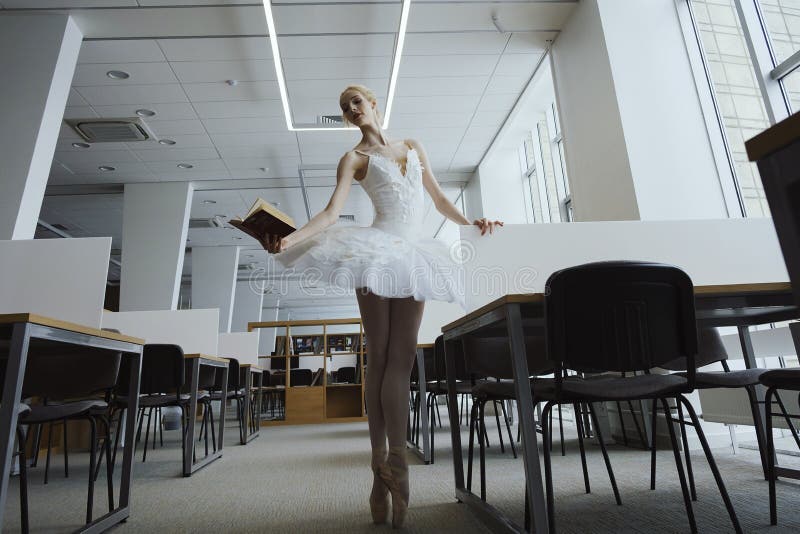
[0, 237, 111, 328]
[217, 332, 259, 366]
[102, 309, 219, 356]
[458, 218, 789, 312]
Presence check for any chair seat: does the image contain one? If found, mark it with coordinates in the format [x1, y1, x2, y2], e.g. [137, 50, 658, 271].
[473, 374, 689, 402]
[209, 388, 245, 401]
[760, 368, 800, 389]
[684, 368, 768, 388]
[20, 399, 108, 424]
[115, 393, 202, 407]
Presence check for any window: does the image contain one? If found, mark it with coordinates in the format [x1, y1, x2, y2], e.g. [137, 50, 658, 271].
[760, 0, 800, 111]
[688, 0, 772, 217]
[518, 106, 571, 224]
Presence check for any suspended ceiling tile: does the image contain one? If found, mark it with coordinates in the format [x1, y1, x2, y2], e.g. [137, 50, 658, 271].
[72, 62, 178, 86]
[403, 32, 509, 56]
[484, 74, 531, 95]
[171, 60, 276, 84]
[506, 32, 556, 54]
[392, 95, 482, 115]
[477, 91, 520, 112]
[63, 106, 99, 119]
[54, 149, 138, 166]
[217, 144, 299, 159]
[183, 80, 281, 102]
[133, 147, 220, 162]
[131, 133, 214, 150]
[92, 102, 198, 121]
[272, 3, 401, 35]
[277, 34, 395, 59]
[208, 131, 297, 147]
[147, 119, 207, 136]
[494, 53, 544, 77]
[1, 0, 136, 6]
[201, 117, 288, 134]
[287, 78, 388, 101]
[78, 39, 166, 64]
[221, 156, 300, 171]
[158, 37, 271, 62]
[67, 88, 89, 106]
[396, 76, 488, 97]
[401, 55, 498, 78]
[390, 112, 472, 129]
[283, 56, 390, 81]
[192, 99, 284, 119]
[75, 84, 188, 106]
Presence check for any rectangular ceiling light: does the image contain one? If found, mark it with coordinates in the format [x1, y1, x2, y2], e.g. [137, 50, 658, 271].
[262, 0, 411, 132]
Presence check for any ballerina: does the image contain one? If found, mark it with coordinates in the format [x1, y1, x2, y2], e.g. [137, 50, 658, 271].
[262, 84, 503, 528]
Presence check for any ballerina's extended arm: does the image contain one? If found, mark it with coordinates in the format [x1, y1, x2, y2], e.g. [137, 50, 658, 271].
[408, 138, 504, 236]
[265, 151, 358, 253]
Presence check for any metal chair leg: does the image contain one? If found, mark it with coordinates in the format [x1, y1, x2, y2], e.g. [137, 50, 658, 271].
[627, 400, 648, 449]
[478, 400, 487, 501]
[500, 399, 517, 459]
[467, 401, 477, 491]
[588, 403, 621, 505]
[650, 398, 658, 490]
[679, 396, 742, 534]
[142, 407, 153, 462]
[574, 403, 590, 494]
[558, 403, 565, 457]
[493, 400, 506, 454]
[542, 403, 555, 534]
[616, 401, 629, 446]
[675, 398, 697, 501]
[766, 387, 777, 525]
[660, 398, 696, 533]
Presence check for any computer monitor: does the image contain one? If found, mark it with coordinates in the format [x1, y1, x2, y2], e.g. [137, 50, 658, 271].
[747, 112, 800, 306]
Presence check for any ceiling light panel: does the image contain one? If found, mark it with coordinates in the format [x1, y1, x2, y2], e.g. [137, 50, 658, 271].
[263, 0, 410, 131]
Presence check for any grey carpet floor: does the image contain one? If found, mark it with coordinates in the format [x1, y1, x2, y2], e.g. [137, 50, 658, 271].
[3, 414, 800, 533]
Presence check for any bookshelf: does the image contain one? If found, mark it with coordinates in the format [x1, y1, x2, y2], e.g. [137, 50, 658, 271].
[249, 318, 367, 425]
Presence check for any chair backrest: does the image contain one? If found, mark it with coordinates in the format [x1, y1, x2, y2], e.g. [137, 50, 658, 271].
[433, 335, 475, 383]
[290, 368, 313, 386]
[336, 366, 356, 383]
[461, 335, 551, 380]
[545, 261, 698, 383]
[216, 357, 239, 390]
[121, 344, 185, 397]
[660, 327, 728, 371]
[21, 346, 122, 400]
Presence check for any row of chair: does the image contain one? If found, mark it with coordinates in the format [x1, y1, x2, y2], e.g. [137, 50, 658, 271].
[416, 262, 800, 532]
[10, 344, 260, 533]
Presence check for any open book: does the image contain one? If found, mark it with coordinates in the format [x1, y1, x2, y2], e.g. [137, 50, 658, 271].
[229, 198, 296, 247]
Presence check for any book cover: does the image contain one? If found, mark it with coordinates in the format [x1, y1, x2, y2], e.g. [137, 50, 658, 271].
[229, 197, 296, 246]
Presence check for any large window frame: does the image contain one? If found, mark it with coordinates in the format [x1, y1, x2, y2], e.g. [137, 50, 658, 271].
[678, 0, 795, 218]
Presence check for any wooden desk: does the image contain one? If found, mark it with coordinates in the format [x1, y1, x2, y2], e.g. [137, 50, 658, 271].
[0, 313, 144, 533]
[240, 364, 263, 444]
[408, 343, 435, 464]
[183, 353, 229, 476]
[441, 283, 797, 534]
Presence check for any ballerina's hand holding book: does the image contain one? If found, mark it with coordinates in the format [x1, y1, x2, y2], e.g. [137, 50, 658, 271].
[229, 198, 296, 250]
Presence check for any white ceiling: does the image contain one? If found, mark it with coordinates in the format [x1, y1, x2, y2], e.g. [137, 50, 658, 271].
[7, 0, 577, 310]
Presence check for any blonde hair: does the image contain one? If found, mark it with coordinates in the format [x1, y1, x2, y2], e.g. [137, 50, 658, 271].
[340, 84, 382, 127]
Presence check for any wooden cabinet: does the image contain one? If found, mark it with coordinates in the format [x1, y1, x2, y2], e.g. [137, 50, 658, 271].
[249, 318, 367, 425]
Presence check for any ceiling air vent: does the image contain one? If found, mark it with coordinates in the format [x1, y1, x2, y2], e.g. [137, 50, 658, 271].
[338, 214, 355, 222]
[65, 117, 157, 143]
[319, 115, 344, 125]
[189, 217, 226, 229]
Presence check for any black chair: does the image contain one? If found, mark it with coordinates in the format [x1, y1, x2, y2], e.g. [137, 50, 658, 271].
[761, 368, 800, 524]
[290, 368, 313, 387]
[655, 327, 798, 498]
[534, 261, 741, 533]
[208, 358, 246, 444]
[336, 366, 356, 384]
[15, 347, 121, 529]
[110, 344, 208, 468]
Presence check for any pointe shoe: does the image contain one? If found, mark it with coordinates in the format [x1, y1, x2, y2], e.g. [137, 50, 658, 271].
[378, 447, 409, 529]
[370, 449, 389, 524]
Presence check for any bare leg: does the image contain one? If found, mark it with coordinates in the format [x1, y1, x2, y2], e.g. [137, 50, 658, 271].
[381, 296, 425, 528]
[355, 288, 391, 522]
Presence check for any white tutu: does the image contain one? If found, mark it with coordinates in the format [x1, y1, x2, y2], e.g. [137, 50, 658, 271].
[273, 147, 466, 309]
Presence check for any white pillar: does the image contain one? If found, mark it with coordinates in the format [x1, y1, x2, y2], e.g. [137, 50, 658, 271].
[120, 182, 193, 311]
[191, 246, 240, 333]
[551, 0, 728, 221]
[0, 15, 82, 239]
[232, 280, 264, 332]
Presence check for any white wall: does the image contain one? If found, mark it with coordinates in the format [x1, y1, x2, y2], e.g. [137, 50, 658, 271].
[217, 332, 259, 366]
[0, 238, 110, 328]
[550, 0, 639, 222]
[459, 219, 788, 312]
[475, 149, 529, 224]
[232, 280, 263, 332]
[598, 0, 728, 220]
[102, 308, 219, 355]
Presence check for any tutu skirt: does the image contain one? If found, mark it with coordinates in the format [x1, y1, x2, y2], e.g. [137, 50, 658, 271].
[273, 225, 465, 309]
